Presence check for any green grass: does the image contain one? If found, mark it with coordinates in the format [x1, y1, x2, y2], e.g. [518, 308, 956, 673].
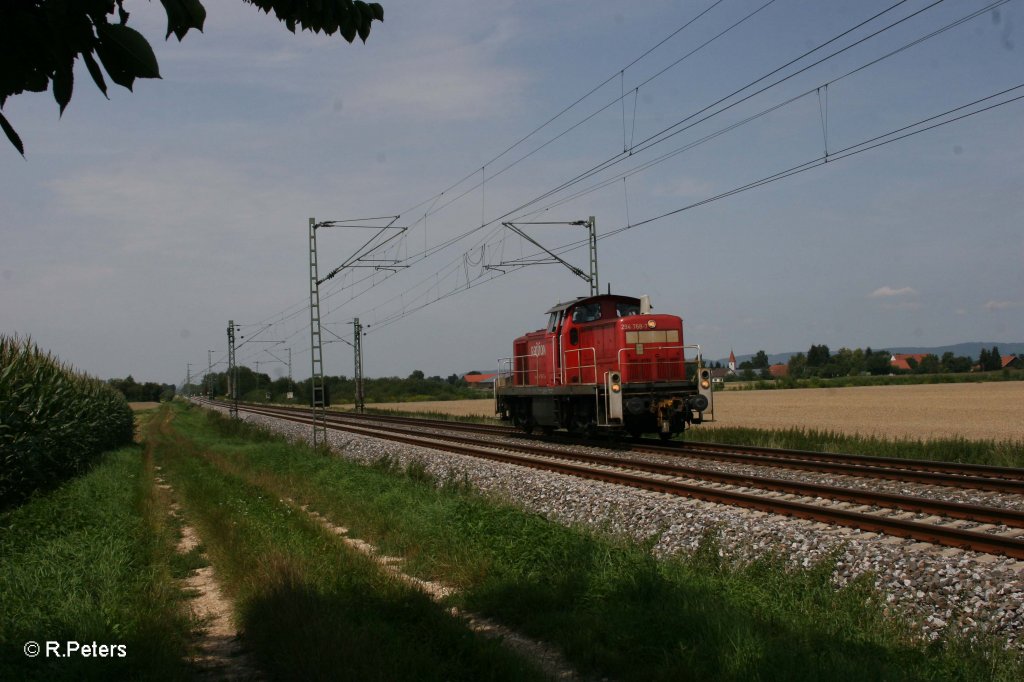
[147, 405, 546, 681]
[0, 443, 193, 681]
[357, 406, 496, 425]
[684, 426, 1024, 468]
[174, 402, 1023, 681]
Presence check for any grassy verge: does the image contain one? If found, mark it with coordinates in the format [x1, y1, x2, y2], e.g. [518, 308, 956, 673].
[0, 438, 193, 681]
[684, 426, 1024, 468]
[358, 406, 495, 424]
[177, 403, 1023, 681]
[146, 405, 545, 681]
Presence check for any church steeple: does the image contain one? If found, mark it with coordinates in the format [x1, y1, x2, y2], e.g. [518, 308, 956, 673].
[728, 349, 736, 372]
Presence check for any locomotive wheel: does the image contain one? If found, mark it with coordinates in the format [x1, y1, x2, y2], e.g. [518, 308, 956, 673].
[569, 404, 596, 438]
[514, 402, 534, 435]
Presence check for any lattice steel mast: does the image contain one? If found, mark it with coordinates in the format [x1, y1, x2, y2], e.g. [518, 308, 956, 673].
[227, 320, 238, 419]
[308, 218, 327, 448]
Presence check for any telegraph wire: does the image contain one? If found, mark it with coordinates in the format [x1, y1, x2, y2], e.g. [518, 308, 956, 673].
[220, 0, 909, 345]
[394, 0, 733, 221]
[507, 0, 1007, 222]
[358, 81, 1024, 335]
[196, 1, 1015, 376]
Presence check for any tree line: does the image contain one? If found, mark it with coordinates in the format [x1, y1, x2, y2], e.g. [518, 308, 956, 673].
[107, 376, 176, 402]
[727, 345, 1009, 381]
[191, 368, 483, 405]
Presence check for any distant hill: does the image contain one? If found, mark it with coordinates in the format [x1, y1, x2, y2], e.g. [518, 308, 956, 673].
[721, 342, 1024, 367]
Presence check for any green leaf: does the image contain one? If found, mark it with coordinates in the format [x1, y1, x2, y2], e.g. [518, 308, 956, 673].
[159, 0, 207, 41]
[95, 23, 161, 90]
[81, 51, 109, 99]
[339, 12, 357, 43]
[355, 2, 372, 42]
[369, 3, 384, 22]
[52, 63, 74, 115]
[0, 110, 25, 157]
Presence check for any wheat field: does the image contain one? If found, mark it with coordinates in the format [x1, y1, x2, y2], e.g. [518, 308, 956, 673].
[363, 382, 1024, 442]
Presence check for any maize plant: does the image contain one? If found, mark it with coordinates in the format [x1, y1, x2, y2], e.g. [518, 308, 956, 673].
[0, 335, 134, 509]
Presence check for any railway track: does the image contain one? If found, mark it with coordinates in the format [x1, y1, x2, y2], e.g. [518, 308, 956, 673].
[201, 400, 1024, 560]
[294, 406, 1024, 494]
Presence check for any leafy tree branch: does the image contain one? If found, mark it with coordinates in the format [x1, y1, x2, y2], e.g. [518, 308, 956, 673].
[0, 0, 383, 155]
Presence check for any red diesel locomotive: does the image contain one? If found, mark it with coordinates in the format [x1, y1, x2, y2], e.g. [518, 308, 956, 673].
[495, 293, 712, 439]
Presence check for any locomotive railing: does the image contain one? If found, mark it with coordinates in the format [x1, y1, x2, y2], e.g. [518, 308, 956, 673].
[497, 356, 538, 387]
[561, 347, 597, 385]
[616, 344, 689, 382]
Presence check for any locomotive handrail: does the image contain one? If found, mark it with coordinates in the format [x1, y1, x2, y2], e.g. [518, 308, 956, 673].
[616, 344, 690, 382]
[562, 346, 597, 385]
[497, 356, 540, 386]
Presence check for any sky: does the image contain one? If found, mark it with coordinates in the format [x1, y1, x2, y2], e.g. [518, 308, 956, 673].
[2, 0, 1022, 386]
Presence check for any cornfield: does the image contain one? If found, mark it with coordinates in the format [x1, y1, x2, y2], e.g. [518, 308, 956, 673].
[0, 335, 134, 509]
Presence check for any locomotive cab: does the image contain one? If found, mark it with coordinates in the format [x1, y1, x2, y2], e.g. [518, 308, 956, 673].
[496, 294, 710, 439]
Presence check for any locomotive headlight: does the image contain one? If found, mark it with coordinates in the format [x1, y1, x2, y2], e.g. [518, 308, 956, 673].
[609, 372, 622, 393]
[611, 382, 621, 393]
[700, 378, 711, 390]
[699, 369, 711, 390]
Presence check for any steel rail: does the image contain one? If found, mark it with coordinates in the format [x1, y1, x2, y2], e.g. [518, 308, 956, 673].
[228, 401, 1024, 494]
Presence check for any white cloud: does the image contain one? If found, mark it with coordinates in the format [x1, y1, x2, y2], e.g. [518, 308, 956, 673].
[881, 301, 921, 311]
[348, 43, 529, 120]
[869, 286, 917, 298]
[983, 300, 1024, 311]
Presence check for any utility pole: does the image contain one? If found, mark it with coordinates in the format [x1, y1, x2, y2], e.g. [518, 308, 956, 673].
[353, 318, 364, 413]
[227, 320, 238, 419]
[309, 215, 403, 445]
[207, 350, 214, 397]
[186, 363, 192, 398]
[586, 215, 598, 297]
[309, 218, 327, 448]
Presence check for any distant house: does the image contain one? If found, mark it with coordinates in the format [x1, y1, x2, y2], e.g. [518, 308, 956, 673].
[1002, 354, 1022, 370]
[463, 373, 497, 390]
[709, 367, 730, 385]
[768, 363, 788, 378]
[890, 353, 929, 371]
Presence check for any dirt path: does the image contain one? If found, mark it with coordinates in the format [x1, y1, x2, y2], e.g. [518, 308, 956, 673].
[154, 468, 263, 680]
[146, 407, 263, 680]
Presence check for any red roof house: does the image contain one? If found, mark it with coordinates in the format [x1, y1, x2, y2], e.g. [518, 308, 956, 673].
[890, 353, 929, 371]
[463, 373, 497, 387]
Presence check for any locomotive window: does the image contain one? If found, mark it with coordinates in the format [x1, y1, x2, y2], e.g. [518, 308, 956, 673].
[547, 312, 559, 333]
[571, 303, 601, 323]
[616, 302, 640, 317]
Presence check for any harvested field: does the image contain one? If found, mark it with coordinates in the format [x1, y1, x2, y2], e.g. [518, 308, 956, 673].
[357, 382, 1024, 442]
[706, 382, 1024, 442]
[128, 401, 161, 411]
